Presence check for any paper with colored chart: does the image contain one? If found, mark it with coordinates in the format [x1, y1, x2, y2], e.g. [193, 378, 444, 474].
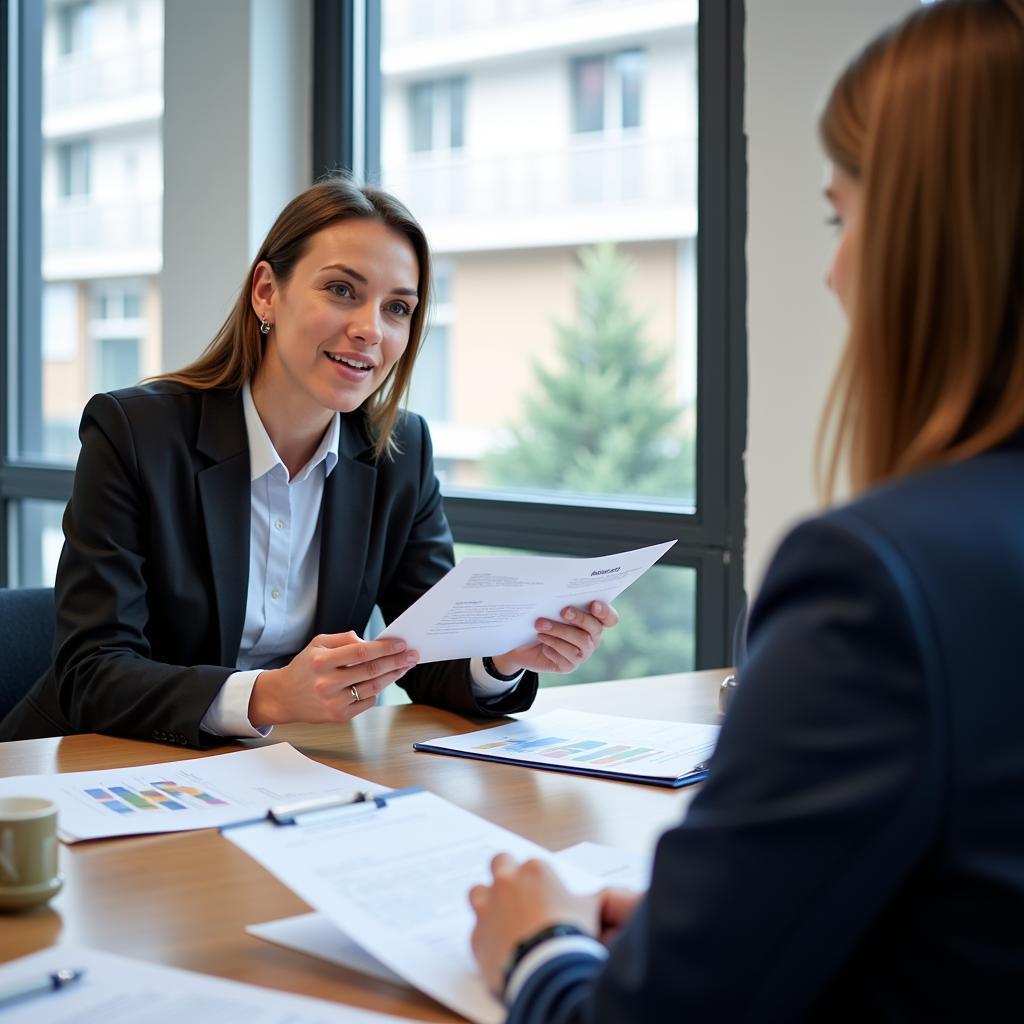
[378, 541, 676, 662]
[0, 743, 383, 843]
[414, 709, 720, 788]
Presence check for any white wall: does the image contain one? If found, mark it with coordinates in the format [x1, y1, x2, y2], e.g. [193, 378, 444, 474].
[162, 0, 311, 374]
[744, 0, 917, 594]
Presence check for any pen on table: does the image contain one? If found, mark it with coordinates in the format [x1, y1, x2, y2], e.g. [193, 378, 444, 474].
[0, 967, 85, 1010]
[220, 790, 376, 831]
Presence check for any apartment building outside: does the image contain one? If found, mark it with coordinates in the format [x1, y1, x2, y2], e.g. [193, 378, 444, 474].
[380, 0, 698, 504]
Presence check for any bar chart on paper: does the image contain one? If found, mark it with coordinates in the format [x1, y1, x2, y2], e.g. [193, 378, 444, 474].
[84, 780, 230, 815]
[0, 743, 383, 841]
[474, 735, 659, 768]
[415, 709, 721, 788]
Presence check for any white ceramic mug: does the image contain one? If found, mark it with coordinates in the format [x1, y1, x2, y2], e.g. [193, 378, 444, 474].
[0, 796, 62, 911]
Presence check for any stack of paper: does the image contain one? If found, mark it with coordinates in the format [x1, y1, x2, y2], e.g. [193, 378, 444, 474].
[414, 708, 720, 787]
[224, 789, 615, 1024]
[246, 840, 653, 989]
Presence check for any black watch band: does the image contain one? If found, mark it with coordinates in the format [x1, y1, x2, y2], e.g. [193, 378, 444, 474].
[482, 655, 522, 682]
[502, 922, 588, 998]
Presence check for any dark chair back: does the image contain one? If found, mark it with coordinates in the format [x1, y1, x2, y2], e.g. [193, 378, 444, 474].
[0, 587, 55, 722]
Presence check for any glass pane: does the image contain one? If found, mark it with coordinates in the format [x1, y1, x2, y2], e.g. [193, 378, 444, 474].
[16, 0, 164, 466]
[9, 500, 66, 587]
[454, 544, 696, 686]
[381, 0, 699, 509]
[572, 56, 605, 133]
[617, 49, 645, 129]
[448, 77, 465, 149]
[409, 81, 434, 152]
[407, 324, 450, 425]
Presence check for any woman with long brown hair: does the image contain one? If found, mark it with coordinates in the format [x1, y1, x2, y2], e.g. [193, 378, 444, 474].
[0, 178, 617, 745]
[468, 2, 1024, 1019]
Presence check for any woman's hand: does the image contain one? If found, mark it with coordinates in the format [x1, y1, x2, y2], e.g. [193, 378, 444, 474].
[469, 854, 601, 995]
[489, 601, 620, 677]
[248, 631, 419, 727]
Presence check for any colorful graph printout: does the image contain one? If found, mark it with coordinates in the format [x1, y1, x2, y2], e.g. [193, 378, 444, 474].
[473, 736, 657, 767]
[0, 743, 381, 843]
[85, 780, 226, 815]
[416, 709, 721, 788]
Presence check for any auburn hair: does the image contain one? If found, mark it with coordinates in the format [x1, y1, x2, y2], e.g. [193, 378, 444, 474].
[817, 0, 1024, 498]
[154, 177, 432, 460]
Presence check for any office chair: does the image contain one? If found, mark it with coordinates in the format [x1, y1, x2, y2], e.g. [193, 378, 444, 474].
[0, 587, 55, 723]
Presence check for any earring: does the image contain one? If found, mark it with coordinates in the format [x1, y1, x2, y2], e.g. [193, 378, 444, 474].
[259, 317, 271, 335]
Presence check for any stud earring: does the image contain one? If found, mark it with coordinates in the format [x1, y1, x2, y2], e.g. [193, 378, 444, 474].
[259, 317, 271, 335]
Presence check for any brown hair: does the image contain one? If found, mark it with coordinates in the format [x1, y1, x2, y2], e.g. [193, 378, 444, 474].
[155, 177, 431, 460]
[817, 0, 1024, 499]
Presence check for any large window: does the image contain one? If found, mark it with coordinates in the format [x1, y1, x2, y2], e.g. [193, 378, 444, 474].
[4, 0, 746, 680]
[2, 0, 164, 583]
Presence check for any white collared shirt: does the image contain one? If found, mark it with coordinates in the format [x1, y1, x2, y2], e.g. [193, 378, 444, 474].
[200, 382, 518, 737]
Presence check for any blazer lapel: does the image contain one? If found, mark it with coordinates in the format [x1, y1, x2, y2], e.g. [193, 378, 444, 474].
[195, 389, 251, 663]
[315, 414, 376, 634]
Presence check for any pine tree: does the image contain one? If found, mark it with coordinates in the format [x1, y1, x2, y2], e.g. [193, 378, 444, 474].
[484, 243, 696, 684]
[485, 242, 691, 498]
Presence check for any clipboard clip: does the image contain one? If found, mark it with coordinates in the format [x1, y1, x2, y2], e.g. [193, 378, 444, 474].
[220, 787, 423, 832]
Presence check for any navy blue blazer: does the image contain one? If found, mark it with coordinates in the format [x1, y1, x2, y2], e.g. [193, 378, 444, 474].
[510, 437, 1024, 1022]
[0, 384, 537, 748]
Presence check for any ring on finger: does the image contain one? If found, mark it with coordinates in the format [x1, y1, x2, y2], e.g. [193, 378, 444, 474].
[350, 684, 360, 702]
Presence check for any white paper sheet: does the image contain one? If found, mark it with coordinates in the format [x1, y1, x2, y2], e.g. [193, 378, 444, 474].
[378, 541, 676, 662]
[247, 913, 408, 988]
[224, 789, 605, 1024]
[414, 709, 720, 787]
[0, 945, 417, 1023]
[555, 840, 653, 890]
[0, 743, 384, 843]
[246, 841, 652, 986]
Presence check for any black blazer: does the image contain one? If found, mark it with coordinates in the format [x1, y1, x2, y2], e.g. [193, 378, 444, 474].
[0, 384, 537, 748]
[509, 437, 1024, 1022]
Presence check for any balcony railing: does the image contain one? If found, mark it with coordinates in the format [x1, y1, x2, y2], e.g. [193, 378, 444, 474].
[44, 45, 163, 118]
[382, 133, 695, 233]
[383, 0, 694, 46]
[44, 198, 161, 272]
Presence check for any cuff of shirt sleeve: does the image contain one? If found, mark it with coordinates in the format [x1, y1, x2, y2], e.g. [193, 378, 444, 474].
[504, 935, 607, 1006]
[200, 669, 274, 738]
[470, 656, 524, 699]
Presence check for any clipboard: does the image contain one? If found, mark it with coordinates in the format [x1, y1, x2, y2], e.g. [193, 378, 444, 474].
[220, 787, 423, 832]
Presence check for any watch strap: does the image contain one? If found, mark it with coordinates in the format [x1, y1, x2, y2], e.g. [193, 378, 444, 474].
[482, 655, 522, 681]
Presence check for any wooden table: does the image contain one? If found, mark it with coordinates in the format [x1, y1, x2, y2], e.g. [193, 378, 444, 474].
[0, 670, 726, 1020]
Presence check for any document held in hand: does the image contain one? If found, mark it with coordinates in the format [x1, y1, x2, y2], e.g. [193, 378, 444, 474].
[222, 788, 605, 1024]
[378, 540, 676, 662]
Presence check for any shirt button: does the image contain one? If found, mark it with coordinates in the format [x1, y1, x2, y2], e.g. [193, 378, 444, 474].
[275, 519, 285, 530]
[271, 587, 281, 599]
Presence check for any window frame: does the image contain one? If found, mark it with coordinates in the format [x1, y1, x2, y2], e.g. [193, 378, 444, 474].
[1, 0, 76, 586]
[312, 0, 748, 670]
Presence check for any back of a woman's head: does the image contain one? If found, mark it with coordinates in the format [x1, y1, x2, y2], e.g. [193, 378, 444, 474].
[818, 0, 1024, 496]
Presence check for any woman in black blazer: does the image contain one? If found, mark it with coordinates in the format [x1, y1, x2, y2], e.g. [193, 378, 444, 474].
[468, 2, 1024, 1019]
[0, 180, 617, 747]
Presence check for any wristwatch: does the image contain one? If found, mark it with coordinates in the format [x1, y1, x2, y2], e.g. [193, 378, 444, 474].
[482, 655, 522, 681]
[502, 922, 588, 997]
